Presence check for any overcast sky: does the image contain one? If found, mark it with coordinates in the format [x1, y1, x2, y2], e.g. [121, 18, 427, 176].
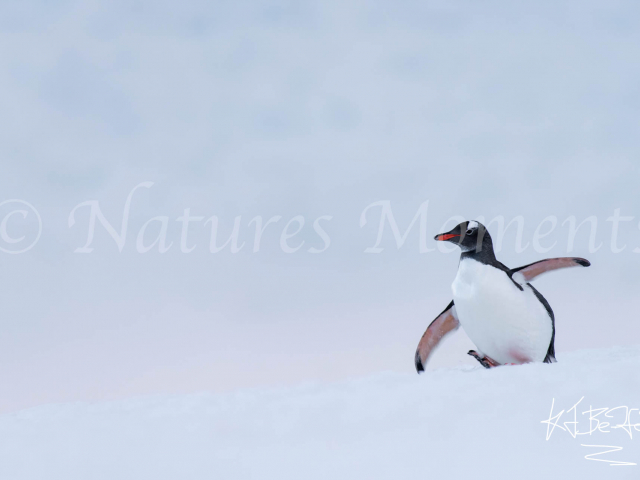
[1, 0, 639, 413]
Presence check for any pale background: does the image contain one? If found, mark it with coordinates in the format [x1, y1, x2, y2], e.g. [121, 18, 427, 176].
[1, 0, 639, 413]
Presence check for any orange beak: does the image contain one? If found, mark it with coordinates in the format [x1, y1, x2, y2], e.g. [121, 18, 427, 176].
[434, 233, 459, 241]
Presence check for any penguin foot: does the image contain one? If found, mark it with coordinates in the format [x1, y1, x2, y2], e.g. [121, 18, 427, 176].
[467, 350, 500, 369]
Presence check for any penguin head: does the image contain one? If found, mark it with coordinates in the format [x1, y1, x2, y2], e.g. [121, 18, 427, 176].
[434, 220, 492, 253]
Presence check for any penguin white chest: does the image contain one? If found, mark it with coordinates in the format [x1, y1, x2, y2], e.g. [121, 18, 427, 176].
[451, 258, 552, 364]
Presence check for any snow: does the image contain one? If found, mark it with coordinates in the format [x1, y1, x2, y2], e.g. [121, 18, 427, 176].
[2, 346, 640, 480]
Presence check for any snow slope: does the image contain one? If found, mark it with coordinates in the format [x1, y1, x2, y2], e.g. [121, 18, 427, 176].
[1, 346, 639, 480]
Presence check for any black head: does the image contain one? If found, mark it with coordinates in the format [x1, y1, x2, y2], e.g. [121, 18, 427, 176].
[434, 221, 494, 256]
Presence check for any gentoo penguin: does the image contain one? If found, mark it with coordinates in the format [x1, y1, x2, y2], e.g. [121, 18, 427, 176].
[415, 221, 590, 372]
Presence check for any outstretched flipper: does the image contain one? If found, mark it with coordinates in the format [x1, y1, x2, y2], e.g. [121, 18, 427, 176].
[510, 257, 588, 365]
[511, 257, 590, 283]
[415, 301, 459, 373]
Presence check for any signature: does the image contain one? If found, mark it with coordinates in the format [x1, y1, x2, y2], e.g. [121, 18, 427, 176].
[541, 397, 640, 466]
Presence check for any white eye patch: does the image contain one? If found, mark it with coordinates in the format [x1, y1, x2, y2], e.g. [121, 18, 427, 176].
[467, 221, 479, 230]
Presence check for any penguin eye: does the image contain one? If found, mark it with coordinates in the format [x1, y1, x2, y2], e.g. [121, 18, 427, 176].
[466, 229, 475, 236]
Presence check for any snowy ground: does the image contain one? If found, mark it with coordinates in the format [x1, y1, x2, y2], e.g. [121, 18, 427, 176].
[1, 346, 639, 480]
